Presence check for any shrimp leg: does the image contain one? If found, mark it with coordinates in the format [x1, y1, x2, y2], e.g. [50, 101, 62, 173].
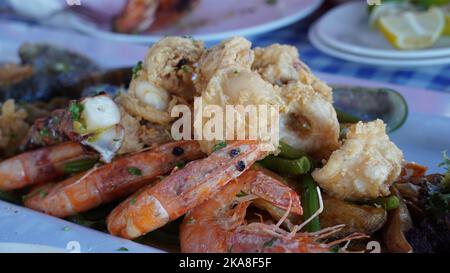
[24, 141, 204, 218]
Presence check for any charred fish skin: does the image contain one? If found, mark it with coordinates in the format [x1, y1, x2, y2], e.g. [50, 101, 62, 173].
[0, 44, 99, 102]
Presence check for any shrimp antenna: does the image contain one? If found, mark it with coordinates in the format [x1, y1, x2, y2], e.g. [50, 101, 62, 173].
[275, 193, 292, 228]
[289, 186, 323, 236]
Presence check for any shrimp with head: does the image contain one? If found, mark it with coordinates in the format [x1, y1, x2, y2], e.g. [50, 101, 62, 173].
[107, 141, 268, 239]
[24, 141, 204, 218]
[180, 166, 366, 253]
[312, 120, 403, 201]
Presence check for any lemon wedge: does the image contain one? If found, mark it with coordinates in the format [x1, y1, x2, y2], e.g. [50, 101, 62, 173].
[377, 7, 444, 49]
[369, 1, 414, 28]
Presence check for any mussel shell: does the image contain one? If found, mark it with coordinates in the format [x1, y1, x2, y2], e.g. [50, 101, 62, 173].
[332, 85, 408, 133]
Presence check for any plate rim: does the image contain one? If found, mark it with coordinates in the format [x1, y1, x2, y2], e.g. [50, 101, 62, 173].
[315, 1, 450, 59]
[309, 24, 450, 67]
[68, 0, 324, 43]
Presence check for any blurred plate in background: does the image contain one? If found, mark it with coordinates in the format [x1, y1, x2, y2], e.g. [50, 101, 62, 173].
[67, 0, 323, 43]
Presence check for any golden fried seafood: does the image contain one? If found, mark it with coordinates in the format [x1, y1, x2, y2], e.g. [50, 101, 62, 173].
[312, 120, 403, 200]
[279, 82, 340, 159]
[142, 36, 203, 101]
[107, 141, 267, 239]
[253, 44, 332, 103]
[195, 37, 338, 158]
[0, 142, 93, 191]
[195, 37, 255, 93]
[119, 37, 204, 126]
[24, 141, 204, 218]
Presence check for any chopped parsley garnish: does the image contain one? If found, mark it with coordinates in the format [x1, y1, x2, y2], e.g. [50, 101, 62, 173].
[182, 65, 190, 73]
[69, 101, 84, 122]
[263, 237, 277, 248]
[127, 167, 142, 176]
[236, 191, 247, 197]
[62, 226, 71, 232]
[212, 142, 227, 152]
[39, 190, 48, 198]
[130, 196, 138, 205]
[39, 128, 49, 137]
[186, 217, 196, 224]
[330, 245, 340, 253]
[176, 162, 186, 169]
[132, 61, 143, 79]
[117, 247, 129, 252]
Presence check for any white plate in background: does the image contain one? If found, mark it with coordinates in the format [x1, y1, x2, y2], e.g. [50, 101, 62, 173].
[314, 1, 450, 59]
[309, 24, 450, 67]
[67, 0, 323, 43]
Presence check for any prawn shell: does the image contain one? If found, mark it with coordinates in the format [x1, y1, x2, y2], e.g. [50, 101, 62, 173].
[107, 141, 268, 239]
[24, 141, 204, 217]
[0, 142, 88, 191]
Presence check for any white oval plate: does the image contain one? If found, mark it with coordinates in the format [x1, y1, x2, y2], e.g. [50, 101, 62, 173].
[68, 0, 323, 44]
[309, 24, 450, 67]
[315, 1, 450, 59]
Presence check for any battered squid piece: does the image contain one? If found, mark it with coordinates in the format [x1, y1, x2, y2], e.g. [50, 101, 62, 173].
[24, 141, 204, 218]
[312, 120, 403, 201]
[194, 37, 255, 93]
[107, 141, 268, 239]
[143, 36, 204, 101]
[199, 67, 284, 154]
[253, 44, 333, 103]
[119, 37, 204, 125]
[279, 82, 340, 160]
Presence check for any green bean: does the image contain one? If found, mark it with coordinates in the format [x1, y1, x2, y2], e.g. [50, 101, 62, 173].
[278, 141, 308, 159]
[259, 155, 311, 175]
[301, 175, 321, 232]
[335, 109, 360, 124]
[372, 195, 400, 210]
[63, 158, 98, 174]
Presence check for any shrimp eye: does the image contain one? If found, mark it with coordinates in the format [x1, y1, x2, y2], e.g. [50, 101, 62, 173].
[172, 146, 185, 156]
[236, 161, 246, 172]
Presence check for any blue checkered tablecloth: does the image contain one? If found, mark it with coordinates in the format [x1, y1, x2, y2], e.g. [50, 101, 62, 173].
[251, 21, 450, 93]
